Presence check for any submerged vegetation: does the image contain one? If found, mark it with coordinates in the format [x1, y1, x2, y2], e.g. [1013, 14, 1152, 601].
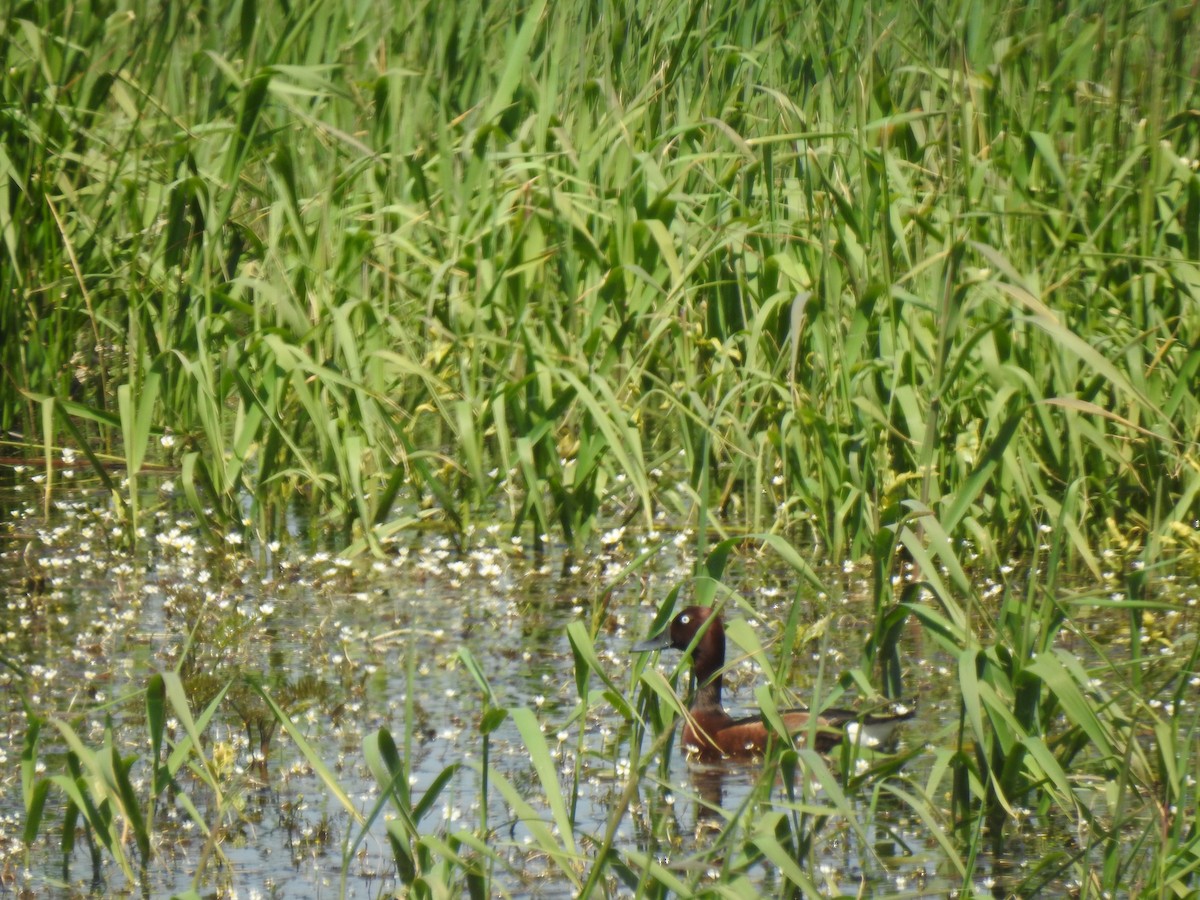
[3, 0, 1200, 897]
[4, 501, 1200, 897]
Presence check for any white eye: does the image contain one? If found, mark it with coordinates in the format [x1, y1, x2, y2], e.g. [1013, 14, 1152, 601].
[679, 614, 690, 625]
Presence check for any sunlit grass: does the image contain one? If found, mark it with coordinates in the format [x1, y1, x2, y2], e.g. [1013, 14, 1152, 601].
[3, 0, 1197, 567]
[3, 0, 1200, 896]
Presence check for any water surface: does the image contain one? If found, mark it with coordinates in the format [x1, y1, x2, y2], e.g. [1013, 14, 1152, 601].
[0, 480, 1165, 897]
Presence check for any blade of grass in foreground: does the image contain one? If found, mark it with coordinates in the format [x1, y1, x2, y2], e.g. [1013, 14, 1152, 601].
[245, 678, 364, 825]
[510, 707, 577, 855]
[487, 764, 583, 890]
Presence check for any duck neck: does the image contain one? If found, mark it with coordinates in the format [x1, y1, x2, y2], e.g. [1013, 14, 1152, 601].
[694, 670, 723, 711]
[691, 627, 725, 711]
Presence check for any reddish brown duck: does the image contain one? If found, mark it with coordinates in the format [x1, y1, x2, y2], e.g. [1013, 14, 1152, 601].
[634, 606, 914, 761]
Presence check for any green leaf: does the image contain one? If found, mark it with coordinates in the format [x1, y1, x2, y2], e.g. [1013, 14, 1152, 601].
[487, 765, 581, 887]
[751, 812, 821, 893]
[567, 621, 632, 718]
[510, 707, 576, 855]
[1028, 650, 1115, 758]
[245, 678, 364, 824]
[482, 0, 547, 125]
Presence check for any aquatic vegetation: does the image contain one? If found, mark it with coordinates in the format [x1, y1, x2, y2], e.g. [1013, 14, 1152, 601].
[3, 0, 1200, 896]
[2, 484, 1199, 895]
[2, 0, 1198, 569]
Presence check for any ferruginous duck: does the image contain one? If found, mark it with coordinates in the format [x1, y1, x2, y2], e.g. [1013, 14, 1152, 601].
[634, 606, 914, 761]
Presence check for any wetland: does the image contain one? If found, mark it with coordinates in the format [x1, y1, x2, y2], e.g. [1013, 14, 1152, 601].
[4, 0, 1200, 895]
[3, 479, 1196, 897]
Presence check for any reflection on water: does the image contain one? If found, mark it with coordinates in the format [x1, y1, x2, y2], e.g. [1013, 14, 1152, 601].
[0, 481, 1169, 897]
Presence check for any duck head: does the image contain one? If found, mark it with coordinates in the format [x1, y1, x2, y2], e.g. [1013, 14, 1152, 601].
[632, 606, 726, 683]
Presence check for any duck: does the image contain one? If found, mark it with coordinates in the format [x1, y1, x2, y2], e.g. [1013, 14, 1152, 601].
[633, 605, 914, 761]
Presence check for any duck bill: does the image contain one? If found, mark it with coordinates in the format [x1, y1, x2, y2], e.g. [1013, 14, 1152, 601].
[632, 630, 673, 652]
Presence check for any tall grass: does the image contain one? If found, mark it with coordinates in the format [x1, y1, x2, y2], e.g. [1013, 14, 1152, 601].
[1, 0, 1196, 563]
[6, 4, 1199, 890]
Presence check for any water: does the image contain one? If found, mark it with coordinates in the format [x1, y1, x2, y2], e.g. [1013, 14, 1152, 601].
[0, 478, 1172, 897]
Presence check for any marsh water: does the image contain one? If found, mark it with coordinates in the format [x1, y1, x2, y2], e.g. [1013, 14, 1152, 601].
[0, 480, 1172, 897]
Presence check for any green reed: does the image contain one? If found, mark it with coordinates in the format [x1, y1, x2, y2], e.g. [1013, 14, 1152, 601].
[5, 0, 1200, 893]
[17, 673, 234, 895]
[1, 0, 1196, 567]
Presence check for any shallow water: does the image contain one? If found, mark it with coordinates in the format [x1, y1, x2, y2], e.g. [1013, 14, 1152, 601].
[0, 479, 1180, 897]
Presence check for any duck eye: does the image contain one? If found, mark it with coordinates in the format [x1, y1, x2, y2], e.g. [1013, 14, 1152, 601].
[679, 614, 690, 625]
